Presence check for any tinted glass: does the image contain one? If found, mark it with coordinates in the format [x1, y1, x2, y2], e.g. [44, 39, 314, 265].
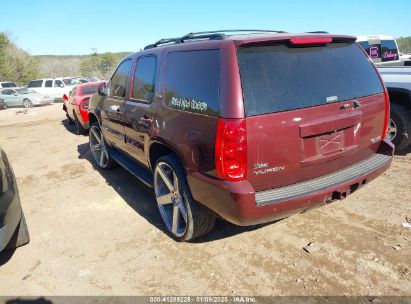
[28, 80, 43, 88]
[1, 82, 17, 88]
[238, 43, 384, 116]
[16, 88, 29, 94]
[165, 50, 219, 116]
[132, 56, 157, 102]
[109, 59, 132, 98]
[54, 80, 64, 87]
[1, 89, 14, 95]
[381, 40, 399, 62]
[45, 80, 52, 88]
[81, 85, 99, 95]
[358, 41, 381, 60]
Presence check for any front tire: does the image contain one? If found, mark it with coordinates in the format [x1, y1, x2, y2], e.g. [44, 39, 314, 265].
[89, 122, 115, 169]
[389, 103, 411, 152]
[23, 99, 33, 108]
[154, 155, 215, 241]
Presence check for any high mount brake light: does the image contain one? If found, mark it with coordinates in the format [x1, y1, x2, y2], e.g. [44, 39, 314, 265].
[215, 119, 247, 181]
[289, 37, 332, 45]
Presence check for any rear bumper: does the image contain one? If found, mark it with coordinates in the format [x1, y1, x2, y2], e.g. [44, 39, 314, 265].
[79, 109, 90, 129]
[187, 140, 394, 226]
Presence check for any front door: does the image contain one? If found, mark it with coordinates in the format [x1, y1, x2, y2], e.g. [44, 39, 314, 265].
[123, 55, 158, 167]
[1, 89, 20, 106]
[100, 58, 133, 150]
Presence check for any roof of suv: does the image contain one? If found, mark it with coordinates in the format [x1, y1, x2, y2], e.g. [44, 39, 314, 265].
[143, 30, 356, 50]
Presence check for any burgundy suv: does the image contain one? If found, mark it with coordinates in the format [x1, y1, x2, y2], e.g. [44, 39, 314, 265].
[88, 30, 393, 241]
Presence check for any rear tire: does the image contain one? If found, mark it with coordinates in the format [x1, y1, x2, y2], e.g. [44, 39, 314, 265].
[89, 122, 116, 169]
[154, 155, 215, 241]
[6, 211, 30, 250]
[389, 103, 411, 152]
[73, 112, 87, 135]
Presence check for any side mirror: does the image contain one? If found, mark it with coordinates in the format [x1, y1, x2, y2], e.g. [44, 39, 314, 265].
[59, 84, 64, 88]
[98, 82, 107, 96]
[13, 93, 18, 96]
[63, 94, 68, 101]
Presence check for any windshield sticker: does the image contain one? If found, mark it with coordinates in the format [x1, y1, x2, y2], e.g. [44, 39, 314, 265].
[170, 97, 208, 113]
[383, 51, 398, 60]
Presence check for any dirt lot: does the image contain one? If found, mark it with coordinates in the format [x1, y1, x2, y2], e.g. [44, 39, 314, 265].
[0, 104, 410, 296]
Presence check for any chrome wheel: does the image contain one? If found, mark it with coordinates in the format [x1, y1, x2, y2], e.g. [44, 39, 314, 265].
[154, 162, 188, 237]
[89, 126, 109, 168]
[387, 118, 397, 141]
[23, 99, 33, 108]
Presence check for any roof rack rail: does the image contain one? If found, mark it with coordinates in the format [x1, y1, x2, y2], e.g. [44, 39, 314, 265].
[306, 31, 329, 34]
[144, 29, 286, 50]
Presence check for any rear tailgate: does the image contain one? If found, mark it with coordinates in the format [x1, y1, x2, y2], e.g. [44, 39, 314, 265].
[237, 39, 386, 192]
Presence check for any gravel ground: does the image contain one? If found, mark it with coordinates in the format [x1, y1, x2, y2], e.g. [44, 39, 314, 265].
[0, 104, 410, 296]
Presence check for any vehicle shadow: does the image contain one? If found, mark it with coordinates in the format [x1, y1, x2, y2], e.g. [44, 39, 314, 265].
[0, 248, 16, 266]
[6, 297, 53, 304]
[60, 118, 87, 136]
[77, 143, 268, 243]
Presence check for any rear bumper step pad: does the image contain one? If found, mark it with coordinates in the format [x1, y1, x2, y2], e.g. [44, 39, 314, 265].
[255, 153, 391, 207]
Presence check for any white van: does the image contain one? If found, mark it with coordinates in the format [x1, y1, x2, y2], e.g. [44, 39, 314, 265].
[27, 78, 78, 102]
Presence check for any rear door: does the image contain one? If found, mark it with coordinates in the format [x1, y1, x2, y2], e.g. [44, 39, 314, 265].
[122, 55, 158, 167]
[100, 58, 133, 150]
[237, 41, 386, 191]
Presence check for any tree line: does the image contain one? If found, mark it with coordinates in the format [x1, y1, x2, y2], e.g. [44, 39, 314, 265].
[0, 32, 39, 84]
[2, 30, 411, 85]
[397, 36, 411, 54]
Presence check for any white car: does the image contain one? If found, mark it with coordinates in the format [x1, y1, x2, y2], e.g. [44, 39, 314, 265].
[27, 78, 78, 102]
[0, 87, 52, 108]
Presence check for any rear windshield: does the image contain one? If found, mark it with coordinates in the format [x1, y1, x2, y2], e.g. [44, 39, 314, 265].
[238, 43, 384, 116]
[80, 85, 99, 95]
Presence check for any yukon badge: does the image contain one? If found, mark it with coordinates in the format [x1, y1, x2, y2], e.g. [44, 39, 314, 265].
[253, 163, 285, 175]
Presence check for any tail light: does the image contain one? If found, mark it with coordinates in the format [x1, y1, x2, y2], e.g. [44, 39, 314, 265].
[381, 90, 390, 140]
[360, 43, 391, 141]
[215, 119, 247, 181]
[80, 97, 89, 111]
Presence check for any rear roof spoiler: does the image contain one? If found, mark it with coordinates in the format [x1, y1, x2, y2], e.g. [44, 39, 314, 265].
[237, 35, 357, 47]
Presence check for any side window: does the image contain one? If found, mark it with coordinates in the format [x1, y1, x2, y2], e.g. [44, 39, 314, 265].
[109, 59, 133, 98]
[381, 40, 399, 62]
[54, 80, 64, 88]
[165, 50, 220, 116]
[131, 56, 157, 102]
[28, 80, 43, 88]
[45, 80, 53, 88]
[1, 89, 13, 95]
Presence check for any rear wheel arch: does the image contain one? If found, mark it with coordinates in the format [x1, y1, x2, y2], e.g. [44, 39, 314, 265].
[387, 88, 411, 109]
[149, 141, 186, 172]
[88, 113, 99, 127]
